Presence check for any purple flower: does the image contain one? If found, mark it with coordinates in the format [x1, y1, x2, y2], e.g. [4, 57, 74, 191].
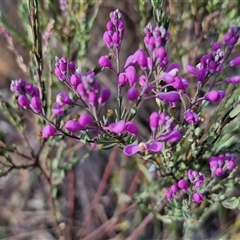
[98, 56, 112, 68]
[31, 96, 42, 113]
[135, 49, 148, 69]
[78, 114, 93, 128]
[65, 120, 84, 133]
[150, 112, 160, 132]
[103, 31, 113, 48]
[10, 78, 25, 95]
[172, 77, 188, 91]
[118, 73, 128, 86]
[225, 76, 240, 84]
[42, 125, 55, 138]
[229, 56, 240, 66]
[112, 32, 120, 47]
[70, 73, 81, 87]
[18, 95, 30, 109]
[108, 120, 126, 134]
[188, 169, 205, 188]
[56, 92, 73, 107]
[165, 188, 173, 201]
[215, 168, 225, 177]
[159, 91, 180, 103]
[88, 92, 98, 105]
[123, 141, 163, 156]
[192, 193, 204, 203]
[68, 61, 76, 73]
[125, 122, 138, 136]
[125, 66, 137, 87]
[52, 103, 64, 116]
[171, 184, 179, 194]
[186, 64, 208, 82]
[127, 87, 139, 101]
[160, 129, 181, 143]
[204, 90, 225, 102]
[98, 88, 111, 105]
[184, 110, 199, 124]
[178, 179, 188, 190]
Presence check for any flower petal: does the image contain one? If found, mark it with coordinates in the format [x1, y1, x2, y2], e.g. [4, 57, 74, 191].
[146, 141, 163, 152]
[123, 144, 140, 156]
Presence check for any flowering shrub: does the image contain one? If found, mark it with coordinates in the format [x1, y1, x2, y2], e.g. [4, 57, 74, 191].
[11, 8, 240, 209]
[2, 0, 240, 239]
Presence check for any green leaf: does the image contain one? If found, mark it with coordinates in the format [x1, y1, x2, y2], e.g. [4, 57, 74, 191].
[229, 104, 240, 118]
[222, 197, 240, 209]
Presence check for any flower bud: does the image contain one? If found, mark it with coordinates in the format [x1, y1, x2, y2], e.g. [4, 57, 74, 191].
[65, 120, 84, 133]
[229, 56, 240, 66]
[184, 109, 199, 124]
[178, 179, 188, 190]
[103, 31, 113, 48]
[78, 113, 93, 128]
[42, 125, 55, 138]
[31, 96, 42, 113]
[127, 87, 139, 101]
[98, 88, 111, 105]
[18, 95, 30, 109]
[193, 193, 204, 203]
[150, 112, 159, 131]
[125, 66, 137, 87]
[159, 91, 180, 102]
[204, 90, 225, 102]
[98, 56, 112, 68]
[171, 184, 179, 194]
[68, 61, 76, 73]
[118, 73, 128, 86]
[70, 74, 81, 87]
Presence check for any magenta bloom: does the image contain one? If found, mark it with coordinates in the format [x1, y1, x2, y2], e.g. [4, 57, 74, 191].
[56, 92, 73, 107]
[186, 64, 208, 82]
[160, 129, 181, 143]
[31, 96, 42, 113]
[42, 125, 55, 138]
[125, 66, 137, 87]
[103, 31, 113, 48]
[192, 193, 204, 203]
[65, 120, 84, 133]
[18, 95, 30, 109]
[165, 188, 173, 201]
[118, 73, 128, 86]
[204, 90, 225, 102]
[108, 120, 126, 134]
[171, 184, 179, 194]
[184, 110, 199, 124]
[70, 73, 81, 87]
[123, 141, 163, 156]
[159, 91, 180, 103]
[52, 103, 64, 116]
[150, 112, 160, 131]
[98, 88, 111, 105]
[187, 169, 205, 188]
[98, 56, 112, 68]
[127, 87, 139, 101]
[229, 56, 240, 66]
[125, 122, 138, 136]
[135, 49, 148, 69]
[78, 114, 93, 128]
[225, 76, 240, 84]
[178, 179, 188, 190]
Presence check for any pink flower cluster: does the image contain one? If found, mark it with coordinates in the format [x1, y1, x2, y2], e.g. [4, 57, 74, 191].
[10, 79, 42, 114]
[165, 169, 205, 203]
